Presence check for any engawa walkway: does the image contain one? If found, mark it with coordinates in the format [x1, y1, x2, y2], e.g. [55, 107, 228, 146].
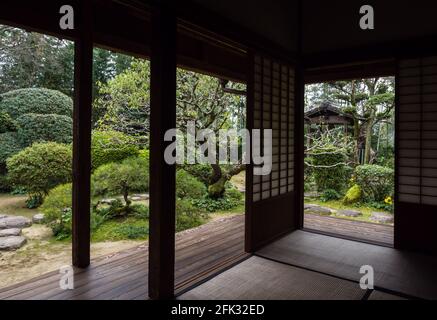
[304, 213, 394, 246]
[0, 214, 246, 300]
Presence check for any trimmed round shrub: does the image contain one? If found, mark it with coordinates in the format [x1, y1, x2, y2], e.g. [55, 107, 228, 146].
[176, 199, 207, 232]
[0, 88, 73, 119]
[176, 169, 207, 199]
[0, 132, 21, 164]
[6, 142, 72, 203]
[355, 165, 394, 202]
[16, 113, 73, 147]
[0, 112, 18, 133]
[91, 130, 140, 170]
[92, 156, 149, 206]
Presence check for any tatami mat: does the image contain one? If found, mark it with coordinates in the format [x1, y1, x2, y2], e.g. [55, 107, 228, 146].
[179, 256, 366, 300]
[256, 231, 437, 300]
[368, 291, 407, 300]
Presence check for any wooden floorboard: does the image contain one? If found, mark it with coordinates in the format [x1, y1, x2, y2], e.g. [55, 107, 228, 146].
[0, 215, 245, 300]
[304, 213, 394, 246]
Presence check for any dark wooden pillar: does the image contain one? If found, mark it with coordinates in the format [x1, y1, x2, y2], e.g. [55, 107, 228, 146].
[148, 4, 177, 300]
[72, 0, 93, 268]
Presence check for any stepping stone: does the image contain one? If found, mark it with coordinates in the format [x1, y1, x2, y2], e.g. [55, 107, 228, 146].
[0, 236, 27, 251]
[32, 214, 45, 224]
[100, 198, 117, 205]
[306, 206, 332, 216]
[132, 194, 150, 200]
[304, 204, 320, 210]
[0, 216, 32, 230]
[130, 197, 142, 201]
[0, 228, 22, 237]
[338, 210, 363, 218]
[0, 214, 7, 219]
[371, 212, 394, 224]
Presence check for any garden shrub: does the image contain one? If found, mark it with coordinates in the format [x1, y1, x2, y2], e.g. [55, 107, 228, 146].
[225, 187, 244, 201]
[311, 146, 350, 192]
[114, 225, 149, 240]
[0, 112, 18, 133]
[176, 199, 208, 232]
[92, 156, 149, 213]
[355, 165, 394, 202]
[176, 169, 207, 199]
[191, 193, 243, 213]
[0, 88, 73, 119]
[40, 183, 73, 239]
[0, 132, 21, 164]
[16, 113, 73, 146]
[6, 142, 72, 206]
[343, 185, 362, 205]
[320, 189, 342, 202]
[91, 130, 139, 170]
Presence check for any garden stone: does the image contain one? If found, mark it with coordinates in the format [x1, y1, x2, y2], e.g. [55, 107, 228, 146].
[306, 206, 332, 216]
[101, 198, 117, 205]
[371, 212, 394, 224]
[0, 228, 22, 237]
[304, 204, 320, 210]
[0, 216, 32, 230]
[133, 194, 149, 200]
[130, 197, 142, 202]
[0, 214, 7, 219]
[338, 210, 362, 218]
[32, 214, 45, 224]
[0, 236, 27, 251]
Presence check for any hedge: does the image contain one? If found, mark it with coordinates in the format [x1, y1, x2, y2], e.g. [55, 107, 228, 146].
[0, 88, 73, 119]
[16, 113, 73, 146]
[0, 132, 21, 164]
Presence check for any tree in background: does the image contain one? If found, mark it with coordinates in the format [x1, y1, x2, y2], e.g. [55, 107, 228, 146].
[305, 78, 395, 165]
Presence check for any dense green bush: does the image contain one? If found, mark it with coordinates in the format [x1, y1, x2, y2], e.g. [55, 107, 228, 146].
[320, 189, 342, 202]
[7, 142, 72, 205]
[40, 183, 72, 239]
[0, 112, 18, 133]
[176, 199, 208, 232]
[91, 130, 139, 170]
[225, 187, 244, 201]
[16, 113, 73, 146]
[311, 147, 351, 192]
[92, 156, 149, 212]
[176, 169, 207, 199]
[114, 225, 149, 239]
[355, 165, 394, 202]
[0, 88, 73, 119]
[191, 192, 244, 213]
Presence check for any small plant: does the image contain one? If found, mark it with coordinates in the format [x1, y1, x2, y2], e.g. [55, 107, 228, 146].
[343, 185, 362, 205]
[176, 199, 208, 232]
[114, 225, 149, 239]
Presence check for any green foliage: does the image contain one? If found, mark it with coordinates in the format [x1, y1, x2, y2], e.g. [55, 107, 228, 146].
[176, 199, 208, 232]
[0, 132, 21, 164]
[311, 147, 351, 192]
[343, 185, 362, 205]
[114, 225, 149, 240]
[355, 165, 394, 202]
[6, 142, 72, 205]
[40, 183, 73, 239]
[0, 88, 73, 119]
[176, 169, 207, 199]
[225, 188, 244, 201]
[91, 130, 139, 170]
[191, 193, 243, 213]
[92, 156, 149, 200]
[16, 113, 73, 146]
[0, 112, 18, 133]
[320, 189, 342, 202]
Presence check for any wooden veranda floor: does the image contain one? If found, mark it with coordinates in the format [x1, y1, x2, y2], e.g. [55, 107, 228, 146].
[0, 215, 246, 300]
[304, 213, 394, 246]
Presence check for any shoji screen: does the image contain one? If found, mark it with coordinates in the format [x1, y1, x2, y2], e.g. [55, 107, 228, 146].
[247, 53, 298, 251]
[398, 56, 437, 205]
[397, 56, 437, 254]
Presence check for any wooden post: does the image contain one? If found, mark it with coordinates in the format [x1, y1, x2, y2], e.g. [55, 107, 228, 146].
[148, 4, 177, 300]
[72, 0, 93, 268]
